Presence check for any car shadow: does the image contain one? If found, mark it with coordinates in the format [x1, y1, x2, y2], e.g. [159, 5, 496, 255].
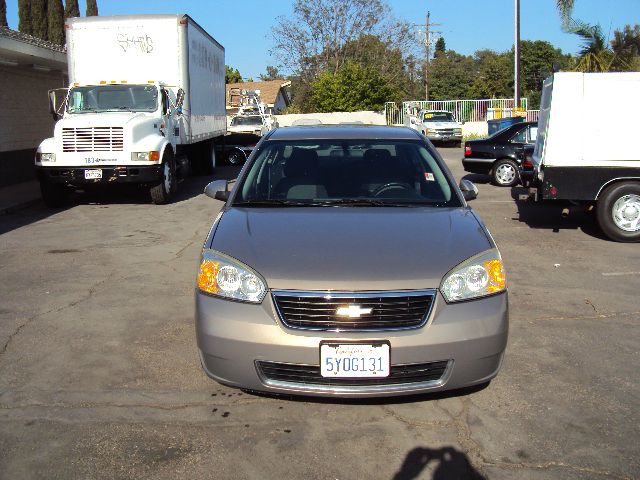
[392, 446, 486, 480]
[0, 166, 243, 236]
[241, 381, 490, 406]
[510, 186, 609, 240]
[461, 173, 491, 185]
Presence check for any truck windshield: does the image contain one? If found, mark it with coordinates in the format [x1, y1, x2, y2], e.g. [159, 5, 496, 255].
[424, 112, 455, 122]
[231, 116, 263, 126]
[67, 85, 159, 113]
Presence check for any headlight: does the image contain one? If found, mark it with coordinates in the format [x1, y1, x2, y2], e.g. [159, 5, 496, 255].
[36, 152, 55, 162]
[131, 151, 160, 161]
[197, 249, 267, 303]
[440, 249, 506, 303]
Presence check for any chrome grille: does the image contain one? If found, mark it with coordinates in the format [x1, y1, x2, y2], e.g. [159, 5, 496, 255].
[256, 360, 449, 387]
[62, 127, 124, 152]
[272, 290, 436, 331]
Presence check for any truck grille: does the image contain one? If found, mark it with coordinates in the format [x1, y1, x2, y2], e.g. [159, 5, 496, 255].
[435, 128, 456, 135]
[62, 127, 124, 152]
[272, 290, 436, 331]
[256, 360, 449, 387]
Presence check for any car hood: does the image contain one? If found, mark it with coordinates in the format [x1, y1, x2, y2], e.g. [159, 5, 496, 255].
[209, 207, 492, 291]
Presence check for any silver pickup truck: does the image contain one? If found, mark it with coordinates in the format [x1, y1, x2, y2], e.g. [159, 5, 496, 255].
[407, 110, 463, 147]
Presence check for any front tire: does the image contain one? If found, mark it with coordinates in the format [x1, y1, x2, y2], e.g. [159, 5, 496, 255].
[491, 159, 519, 187]
[150, 152, 176, 205]
[596, 182, 640, 242]
[40, 180, 69, 208]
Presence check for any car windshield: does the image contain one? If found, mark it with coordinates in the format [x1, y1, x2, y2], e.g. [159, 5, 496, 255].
[231, 116, 263, 126]
[424, 112, 454, 122]
[67, 85, 158, 113]
[233, 139, 461, 207]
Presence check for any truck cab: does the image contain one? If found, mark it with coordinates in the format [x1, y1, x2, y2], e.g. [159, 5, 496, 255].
[37, 81, 183, 205]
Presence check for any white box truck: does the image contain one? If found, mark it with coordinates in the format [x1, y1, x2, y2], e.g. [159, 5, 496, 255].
[530, 72, 640, 242]
[36, 14, 226, 205]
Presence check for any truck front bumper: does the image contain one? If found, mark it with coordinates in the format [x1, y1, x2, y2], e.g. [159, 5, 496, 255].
[37, 165, 161, 186]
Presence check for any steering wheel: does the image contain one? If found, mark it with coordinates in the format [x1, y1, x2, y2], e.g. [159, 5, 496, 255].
[372, 182, 414, 198]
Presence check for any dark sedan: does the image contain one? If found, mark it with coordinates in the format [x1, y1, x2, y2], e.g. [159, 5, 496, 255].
[463, 121, 538, 187]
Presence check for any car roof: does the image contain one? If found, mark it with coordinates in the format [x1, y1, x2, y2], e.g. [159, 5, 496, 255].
[267, 125, 422, 141]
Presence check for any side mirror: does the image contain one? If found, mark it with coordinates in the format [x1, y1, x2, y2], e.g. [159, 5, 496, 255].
[48, 89, 65, 120]
[461, 120, 466, 125]
[459, 179, 478, 201]
[204, 180, 229, 201]
[175, 88, 185, 112]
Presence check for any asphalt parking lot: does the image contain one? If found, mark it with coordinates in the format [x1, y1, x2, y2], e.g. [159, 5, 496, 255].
[0, 147, 638, 480]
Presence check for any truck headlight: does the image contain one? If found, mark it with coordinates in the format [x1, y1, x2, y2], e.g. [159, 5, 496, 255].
[440, 249, 506, 303]
[131, 151, 160, 161]
[197, 249, 267, 303]
[36, 152, 56, 162]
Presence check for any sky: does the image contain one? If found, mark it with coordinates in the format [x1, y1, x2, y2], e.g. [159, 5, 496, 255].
[5, 0, 639, 79]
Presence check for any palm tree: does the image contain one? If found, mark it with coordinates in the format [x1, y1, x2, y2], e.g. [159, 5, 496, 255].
[556, 0, 575, 27]
[567, 19, 614, 72]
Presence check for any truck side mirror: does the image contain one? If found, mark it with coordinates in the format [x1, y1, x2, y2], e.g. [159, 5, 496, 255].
[48, 89, 63, 121]
[175, 88, 185, 112]
[204, 180, 229, 201]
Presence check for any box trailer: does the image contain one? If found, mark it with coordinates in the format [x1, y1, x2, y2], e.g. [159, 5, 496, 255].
[530, 72, 640, 242]
[36, 14, 226, 205]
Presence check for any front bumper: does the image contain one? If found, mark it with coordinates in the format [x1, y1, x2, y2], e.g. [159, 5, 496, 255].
[195, 290, 508, 397]
[37, 165, 161, 186]
[427, 133, 462, 142]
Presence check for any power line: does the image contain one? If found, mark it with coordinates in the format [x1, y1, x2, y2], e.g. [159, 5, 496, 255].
[412, 11, 441, 101]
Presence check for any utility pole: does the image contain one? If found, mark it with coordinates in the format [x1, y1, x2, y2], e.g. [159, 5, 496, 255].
[514, 0, 521, 108]
[413, 12, 441, 101]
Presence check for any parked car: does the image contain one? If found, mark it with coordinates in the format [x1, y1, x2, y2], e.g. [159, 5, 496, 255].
[463, 121, 538, 187]
[227, 115, 269, 136]
[408, 110, 464, 147]
[195, 125, 508, 398]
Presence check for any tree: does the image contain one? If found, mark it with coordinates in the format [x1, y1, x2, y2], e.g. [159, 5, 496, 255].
[0, 0, 8, 27]
[18, 0, 32, 35]
[610, 24, 640, 71]
[434, 37, 446, 58]
[225, 65, 242, 84]
[260, 66, 281, 81]
[468, 50, 513, 99]
[520, 40, 569, 108]
[64, 0, 79, 19]
[47, 0, 64, 45]
[31, 0, 48, 40]
[86, 0, 98, 16]
[556, 0, 575, 26]
[271, 0, 409, 79]
[310, 61, 395, 112]
[566, 19, 614, 72]
[429, 50, 475, 100]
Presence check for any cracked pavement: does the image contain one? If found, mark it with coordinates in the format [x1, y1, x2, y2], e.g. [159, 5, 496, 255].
[0, 155, 638, 479]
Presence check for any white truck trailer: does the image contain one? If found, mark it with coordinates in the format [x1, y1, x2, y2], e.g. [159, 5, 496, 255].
[530, 72, 640, 242]
[36, 14, 226, 205]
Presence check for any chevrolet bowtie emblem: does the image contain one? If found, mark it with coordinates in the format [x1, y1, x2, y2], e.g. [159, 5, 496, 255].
[336, 305, 373, 318]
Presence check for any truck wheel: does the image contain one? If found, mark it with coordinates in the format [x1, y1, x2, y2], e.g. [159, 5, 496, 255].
[198, 140, 216, 175]
[227, 148, 246, 165]
[492, 159, 519, 187]
[40, 180, 69, 208]
[596, 182, 640, 242]
[150, 152, 176, 204]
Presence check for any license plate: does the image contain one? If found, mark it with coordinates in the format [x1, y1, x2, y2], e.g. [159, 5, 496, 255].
[320, 343, 390, 378]
[84, 169, 102, 180]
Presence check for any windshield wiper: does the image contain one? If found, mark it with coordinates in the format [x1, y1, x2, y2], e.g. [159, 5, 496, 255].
[233, 199, 310, 207]
[308, 199, 434, 207]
